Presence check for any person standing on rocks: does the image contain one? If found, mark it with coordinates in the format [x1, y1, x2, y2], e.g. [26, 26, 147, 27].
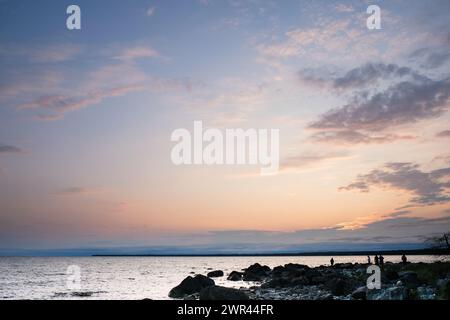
[374, 255, 379, 266]
[379, 255, 384, 268]
[330, 258, 334, 266]
[367, 256, 371, 264]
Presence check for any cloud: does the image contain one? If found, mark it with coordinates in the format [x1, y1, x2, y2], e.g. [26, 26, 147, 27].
[0, 43, 83, 63]
[114, 45, 160, 61]
[56, 187, 101, 196]
[0, 144, 24, 154]
[309, 130, 415, 145]
[334, 4, 354, 13]
[436, 130, 450, 137]
[31, 44, 84, 63]
[304, 62, 450, 144]
[146, 7, 156, 17]
[258, 20, 352, 58]
[17, 84, 144, 114]
[310, 77, 450, 132]
[340, 162, 450, 207]
[299, 63, 426, 91]
[410, 47, 450, 69]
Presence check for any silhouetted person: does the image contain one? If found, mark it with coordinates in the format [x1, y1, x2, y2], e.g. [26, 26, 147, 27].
[374, 255, 379, 266]
[330, 258, 334, 266]
[379, 255, 384, 267]
[367, 255, 371, 265]
[401, 254, 407, 265]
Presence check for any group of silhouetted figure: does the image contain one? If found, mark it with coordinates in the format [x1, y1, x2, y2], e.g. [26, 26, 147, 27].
[329, 254, 408, 267]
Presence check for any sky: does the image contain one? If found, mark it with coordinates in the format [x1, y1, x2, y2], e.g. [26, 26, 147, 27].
[0, 0, 449, 255]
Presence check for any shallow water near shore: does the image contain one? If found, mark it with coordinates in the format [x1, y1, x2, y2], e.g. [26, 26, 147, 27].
[0, 255, 444, 300]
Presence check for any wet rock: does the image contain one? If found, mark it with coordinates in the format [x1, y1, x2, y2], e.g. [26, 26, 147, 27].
[169, 274, 215, 298]
[325, 277, 358, 296]
[398, 271, 421, 288]
[437, 278, 450, 299]
[207, 270, 224, 278]
[351, 286, 367, 300]
[183, 293, 199, 300]
[243, 272, 263, 281]
[227, 271, 243, 281]
[367, 286, 408, 300]
[385, 270, 399, 281]
[416, 286, 436, 300]
[199, 286, 249, 300]
[71, 292, 93, 297]
[245, 263, 271, 277]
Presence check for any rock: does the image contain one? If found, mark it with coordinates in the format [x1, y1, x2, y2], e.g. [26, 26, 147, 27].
[334, 263, 354, 269]
[290, 276, 310, 287]
[243, 272, 263, 281]
[398, 271, 421, 288]
[325, 278, 347, 296]
[207, 270, 224, 278]
[304, 269, 323, 282]
[199, 286, 249, 300]
[183, 293, 199, 300]
[245, 263, 271, 276]
[71, 292, 93, 297]
[385, 270, 399, 281]
[437, 278, 450, 299]
[320, 294, 334, 300]
[227, 271, 243, 281]
[351, 286, 367, 300]
[271, 266, 285, 276]
[169, 274, 215, 298]
[416, 286, 436, 300]
[283, 263, 309, 271]
[367, 286, 408, 300]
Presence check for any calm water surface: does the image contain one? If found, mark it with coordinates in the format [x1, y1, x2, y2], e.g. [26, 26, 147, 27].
[0, 255, 442, 299]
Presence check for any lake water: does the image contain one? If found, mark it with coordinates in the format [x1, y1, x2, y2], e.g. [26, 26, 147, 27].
[0, 255, 443, 300]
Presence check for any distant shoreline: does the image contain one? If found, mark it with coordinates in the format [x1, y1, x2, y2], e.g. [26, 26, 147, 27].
[92, 248, 449, 257]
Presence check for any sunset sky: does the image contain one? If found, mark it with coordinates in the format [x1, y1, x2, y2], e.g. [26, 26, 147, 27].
[1, 0, 449, 255]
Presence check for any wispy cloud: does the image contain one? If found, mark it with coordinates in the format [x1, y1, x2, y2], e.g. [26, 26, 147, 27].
[340, 162, 450, 207]
[305, 63, 450, 144]
[0, 144, 24, 154]
[56, 187, 102, 196]
[114, 45, 161, 61]
[298, 63, 426, 91]
[436, 130, 450, 138]
[0, 43, 83, 63]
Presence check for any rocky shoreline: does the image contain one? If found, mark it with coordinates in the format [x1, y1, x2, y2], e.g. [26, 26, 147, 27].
[169, 261, 450, 300]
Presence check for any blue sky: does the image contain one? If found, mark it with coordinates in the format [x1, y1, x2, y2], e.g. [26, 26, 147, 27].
[0, 0, 450, 254]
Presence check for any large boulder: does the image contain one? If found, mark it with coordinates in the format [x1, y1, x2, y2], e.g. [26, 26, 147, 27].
[398, 271, 421, 288]
[325, 277, 358, 296]
[243, 272, 264, 281]
[199, 286, 249, 300]
[385, 270, 400, 281]
[242, 263, 271, 282]
[245, 263, 271, 276]
[207, 270, 224, 278]
[169, 274, 215, 298]
[227, 271, 243, 281]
